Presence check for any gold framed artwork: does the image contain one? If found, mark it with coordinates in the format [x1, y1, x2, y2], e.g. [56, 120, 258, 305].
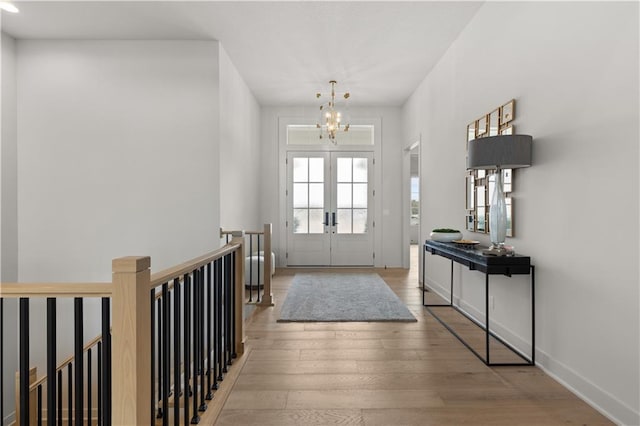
[488, 108, 500, 136]
[503, 168, 512, 192]
[476, 185, 486, 209]
[476, 206, 486, 233]
[477, 114, 488, 137]
[500, 124, 513, 135]
[465, 172, 475, 211]
[501, 99, 514, 124]
[488, 170, 512, 194]
[466, 214, 475, 231]
[506, 197, 513, 237]
[467, 122, 476, 142]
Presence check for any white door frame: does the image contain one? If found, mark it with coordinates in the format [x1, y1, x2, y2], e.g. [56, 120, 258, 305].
[402, 135, 421, 273]
[278, 116, 382, 267]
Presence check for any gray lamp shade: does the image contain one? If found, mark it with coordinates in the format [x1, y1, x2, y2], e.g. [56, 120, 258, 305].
[467, 135, 532, 170]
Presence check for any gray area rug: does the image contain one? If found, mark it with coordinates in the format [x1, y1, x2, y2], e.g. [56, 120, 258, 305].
[278, 273, 417, 322]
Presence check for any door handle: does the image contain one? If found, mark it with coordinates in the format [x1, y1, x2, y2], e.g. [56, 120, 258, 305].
[324, 212, 329, 226]
[332, 212, 338, 226]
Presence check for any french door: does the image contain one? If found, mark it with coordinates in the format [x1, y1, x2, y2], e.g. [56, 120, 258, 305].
[286, 151, 374, 266]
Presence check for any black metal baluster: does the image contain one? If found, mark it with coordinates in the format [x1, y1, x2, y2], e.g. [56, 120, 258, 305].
[68, 363, 72, 426]
[192, 270, 199, 422]
[248, 236, 253, 302]
[191, 270, 200, 424]
[150, 290, 156, 422]
[19, 298, 29, 426]
[97, 342, 102, 426]
[87, 348, 92, 426]
[101, 298, 111, 426]
[57, 370, 62, 426]
[162, 283, 170, 426]
[157, 296, 163, 419]
[206, 262, 213, 400]
[183, 273, 191, 426]
[231, 252, 237, 359]
[173, 278, 181, 426]
[47, 298, 57, 426]
[215, 258, 223, 382]
[74, 298, 83, 426]
[224, 255, 231, 370]
[198, 266, 207, 413]
[37, 384, 43, 426]
[214, 259, 221, 386]
[256, 234, 262, 303]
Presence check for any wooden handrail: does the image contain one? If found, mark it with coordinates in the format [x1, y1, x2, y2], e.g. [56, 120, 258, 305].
[0, 283, 112, 298]
[149, 242, 241, 289]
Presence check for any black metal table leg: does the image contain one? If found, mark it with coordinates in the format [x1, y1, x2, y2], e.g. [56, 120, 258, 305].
[531, 265, 535, 365]
[485, 273, 490, 365]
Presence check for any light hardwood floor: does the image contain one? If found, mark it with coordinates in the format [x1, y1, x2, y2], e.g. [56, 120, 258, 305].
[213, 246, 612, 425]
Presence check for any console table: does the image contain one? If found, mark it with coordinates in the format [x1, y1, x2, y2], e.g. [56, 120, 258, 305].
[422, 240, 535, 366]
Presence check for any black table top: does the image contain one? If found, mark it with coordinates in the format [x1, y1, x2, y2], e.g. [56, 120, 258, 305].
[424, 240, 531, 275]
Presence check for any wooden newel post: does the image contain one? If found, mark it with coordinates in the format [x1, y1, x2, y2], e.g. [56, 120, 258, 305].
[111, 256, 152, 426]
[230, 232, 246, 356]
[258, 223, 275, 307]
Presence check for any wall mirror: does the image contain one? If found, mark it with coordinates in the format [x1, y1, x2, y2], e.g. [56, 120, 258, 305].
[465, 99, 518, 236]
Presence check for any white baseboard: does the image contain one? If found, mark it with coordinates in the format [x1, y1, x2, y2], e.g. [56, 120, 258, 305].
[535, 351, 639, 426]
[423, 276, 639, 426]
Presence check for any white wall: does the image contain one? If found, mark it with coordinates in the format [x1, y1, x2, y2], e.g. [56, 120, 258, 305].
[219, 46, 262, 233]
[260, 105, 404, 267]
[17, 40, 220, 280]
[403, 2, 639, 424]
[1, 28, 18, 426]
[14, 39, 221, 391]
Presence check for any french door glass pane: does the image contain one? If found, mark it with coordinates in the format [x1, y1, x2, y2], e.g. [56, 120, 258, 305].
[337, 209, 352, 234]
[337, 184, 352, 208]
[353, 158, 367, 182]
[309, 209, 324, 234]
[309, 183, 324, 208]
[293, 183, 308, 208]
[353, 209, 368, 234]
[293, 209, 308, 234]
[352, 183, 367, 208]
[337, 158, 352, 182]
[309, 158, 324, 182]
[293, 158, 308, 182]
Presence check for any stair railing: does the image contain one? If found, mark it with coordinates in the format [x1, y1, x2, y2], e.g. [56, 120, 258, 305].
[0, 234, 246, 425]
[220, 223, 274, 307]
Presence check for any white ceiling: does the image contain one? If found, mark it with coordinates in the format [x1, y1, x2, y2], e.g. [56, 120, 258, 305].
[2, 1, 483, 106]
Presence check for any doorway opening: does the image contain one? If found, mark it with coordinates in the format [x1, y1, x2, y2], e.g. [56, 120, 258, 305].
[403, 138, 421, 281]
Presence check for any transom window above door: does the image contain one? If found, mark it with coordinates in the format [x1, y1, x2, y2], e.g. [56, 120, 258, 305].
[287, 124, 374, 145]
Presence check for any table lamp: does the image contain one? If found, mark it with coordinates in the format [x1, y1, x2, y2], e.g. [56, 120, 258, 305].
[467, 134, 532, 255]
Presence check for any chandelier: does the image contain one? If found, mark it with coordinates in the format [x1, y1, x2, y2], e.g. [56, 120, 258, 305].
[316, 80, 350, 143]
